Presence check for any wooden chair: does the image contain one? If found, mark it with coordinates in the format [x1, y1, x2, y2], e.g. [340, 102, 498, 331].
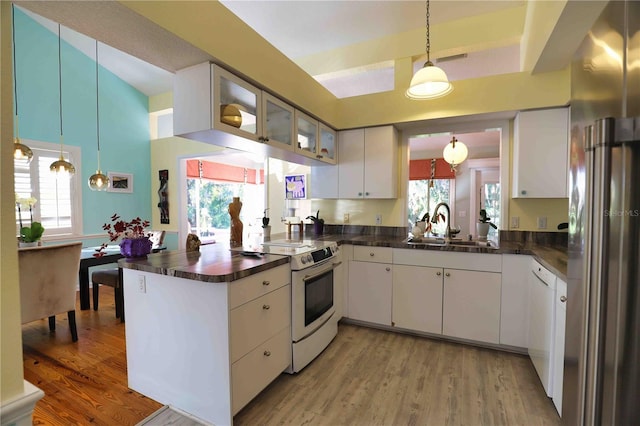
[18, 242, 83, 342]
[92, 268, 124, 320]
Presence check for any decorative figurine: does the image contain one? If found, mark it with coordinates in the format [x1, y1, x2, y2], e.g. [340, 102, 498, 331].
[228, 197, 243, 247]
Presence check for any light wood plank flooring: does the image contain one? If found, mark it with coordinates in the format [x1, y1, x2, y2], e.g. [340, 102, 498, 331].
[23, 288, 561, 425]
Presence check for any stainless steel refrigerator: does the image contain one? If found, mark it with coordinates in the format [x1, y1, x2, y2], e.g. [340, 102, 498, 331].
[567, 1, 640, 424]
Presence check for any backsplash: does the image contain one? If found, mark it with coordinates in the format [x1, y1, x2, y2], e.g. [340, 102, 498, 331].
[499, 230, 568, 246]
[309, 224, 408, 238]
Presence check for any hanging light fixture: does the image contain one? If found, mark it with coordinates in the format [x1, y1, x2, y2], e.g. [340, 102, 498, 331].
[406, 0, 453, 100]
[443, 136, 468, 171]
[50, 23, 76, 176]
[88, 40, 109, 191]
[11, 5, 33, 164]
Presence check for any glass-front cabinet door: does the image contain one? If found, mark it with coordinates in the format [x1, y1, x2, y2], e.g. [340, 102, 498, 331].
[318, 124, 337, 164]
[294, 111, 318, 160]
[261, 93, 294, 151]
[212, 65, 261, 140]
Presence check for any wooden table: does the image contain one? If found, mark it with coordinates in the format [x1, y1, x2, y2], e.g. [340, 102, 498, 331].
[79, 246, 122, 310]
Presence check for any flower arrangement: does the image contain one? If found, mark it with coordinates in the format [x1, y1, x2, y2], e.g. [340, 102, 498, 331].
[16, 195, 45, 245]
[94, 214, 151, 258]
[478, 209, 498, 229]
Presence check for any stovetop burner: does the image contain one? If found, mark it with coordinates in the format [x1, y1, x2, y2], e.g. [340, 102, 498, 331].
[232, 239, 339, 270]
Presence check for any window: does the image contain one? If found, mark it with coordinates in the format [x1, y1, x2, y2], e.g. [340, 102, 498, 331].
[407, 178, 455, 236]
[14, 139, 82, 238]
[185, 159, 265, 244]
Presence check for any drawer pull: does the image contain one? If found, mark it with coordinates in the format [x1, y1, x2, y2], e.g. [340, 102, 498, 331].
[263, 350, 271, 357]
[370, 253, 375, 257]
[263, 304, 270, 310]
[436, 271, 441, 276]
[445, 272, 451, 277]
[262, 280, 270, 286]
[385, 267, 391, 272]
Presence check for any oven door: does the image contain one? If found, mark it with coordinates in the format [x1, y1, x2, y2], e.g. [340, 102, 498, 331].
[291, 259, 341, 342]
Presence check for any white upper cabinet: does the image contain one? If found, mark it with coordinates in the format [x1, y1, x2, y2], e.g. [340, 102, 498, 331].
[319, 124, 337, 164]
[338, 125, 398, 199]
[174, 62, 334, 165]
[512, 107, 569, 198]
[213, 66, 262, 141]
[261, 92, 295, 151]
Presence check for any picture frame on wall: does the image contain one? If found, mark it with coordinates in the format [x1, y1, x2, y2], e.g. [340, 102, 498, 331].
[285, 174, 307, 199]
[107, 172, 133, 193]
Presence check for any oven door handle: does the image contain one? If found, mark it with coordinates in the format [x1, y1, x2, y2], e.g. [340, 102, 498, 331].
[302, 261, 342, 282]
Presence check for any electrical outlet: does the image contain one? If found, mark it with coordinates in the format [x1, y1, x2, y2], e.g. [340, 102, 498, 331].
[375, 214, 382, 225]
[138, 275, 146, 293]
[511, 216, 520, 229]
[537, 216, 547, 229]
[343, 213, 350, 224]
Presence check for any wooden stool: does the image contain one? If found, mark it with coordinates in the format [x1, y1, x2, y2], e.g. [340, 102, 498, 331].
[92, 268, 124, 321]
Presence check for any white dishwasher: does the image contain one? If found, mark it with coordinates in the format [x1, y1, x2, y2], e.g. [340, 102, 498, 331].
[528, 259, 556, 397]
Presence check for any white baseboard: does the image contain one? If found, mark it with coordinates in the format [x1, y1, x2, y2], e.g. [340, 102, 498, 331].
[0, 381, 44, 426]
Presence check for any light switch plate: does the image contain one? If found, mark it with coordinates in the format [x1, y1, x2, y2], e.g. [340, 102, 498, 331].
[138, 275, 146, 293]
[537, 216, 547, 229]
[511, 216, 520, 228]
[343, 213, 350, 224]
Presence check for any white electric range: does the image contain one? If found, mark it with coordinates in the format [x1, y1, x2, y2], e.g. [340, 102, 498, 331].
[235, 238, 341, 372]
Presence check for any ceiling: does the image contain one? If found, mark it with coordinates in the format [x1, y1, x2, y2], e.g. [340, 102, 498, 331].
[25, 0, 602, 158]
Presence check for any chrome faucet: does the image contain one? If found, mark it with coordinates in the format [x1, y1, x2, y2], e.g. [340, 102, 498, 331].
[431, 202, 452, 240]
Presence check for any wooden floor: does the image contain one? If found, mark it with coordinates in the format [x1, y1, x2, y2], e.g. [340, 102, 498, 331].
[24, 288, 561, 426]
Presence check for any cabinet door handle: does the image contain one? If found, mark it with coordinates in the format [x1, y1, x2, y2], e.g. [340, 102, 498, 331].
[560, 296, 567, 303]
[263, 304, 270, 310]
[262, 280, 270, 286]
[358, 192, 363, 196]
[365, 192, 370, 196]
[521, 190, 527, 195]
[263, 350, 271, 357]
[436, 271, 442, 276]
[385, 267, 391, 272]
[445, 272, 451, 277]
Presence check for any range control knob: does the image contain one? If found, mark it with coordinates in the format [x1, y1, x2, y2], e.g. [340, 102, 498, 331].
[306, 254, 313, 263]
[301, 256, 308, 264]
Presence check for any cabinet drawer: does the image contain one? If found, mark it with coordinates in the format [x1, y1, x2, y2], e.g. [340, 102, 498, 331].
[229, 264, 290, 309]
[392, 249, 501, 272]
[232, 326, 291, 414]
[230, 284, 290, 362]
[353, 246, 392, 263]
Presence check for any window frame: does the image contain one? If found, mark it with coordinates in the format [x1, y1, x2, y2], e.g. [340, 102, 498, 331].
[15, 139, 83, 240]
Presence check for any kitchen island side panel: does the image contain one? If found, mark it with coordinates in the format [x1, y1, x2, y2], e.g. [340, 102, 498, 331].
[123, 269, 232, 426]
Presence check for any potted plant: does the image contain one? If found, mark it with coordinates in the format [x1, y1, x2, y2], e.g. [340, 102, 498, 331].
[95, 214, 151, 258]
[16, 195, 44, 247]
[477, 209, 497, 240]
[306, 210, 325, 236]
[19, 222, 45, 247]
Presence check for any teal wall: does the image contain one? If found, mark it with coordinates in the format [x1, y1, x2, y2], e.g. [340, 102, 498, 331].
[14, 8, 151, 236]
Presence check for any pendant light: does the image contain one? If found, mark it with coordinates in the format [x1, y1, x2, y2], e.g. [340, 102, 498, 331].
[88, 40, 110, 191]
[11, 4, 33, 164]
[443, 136, 468, 171]
[406, 0, 453, 100]
[50, 24, 76, 176]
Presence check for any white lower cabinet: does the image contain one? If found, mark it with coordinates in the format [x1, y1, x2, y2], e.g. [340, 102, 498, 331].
[392, 265, 443, 334]
[500, 254, 532, 348]
[348, 261, 392, 326]
[442, 269, 502, 344]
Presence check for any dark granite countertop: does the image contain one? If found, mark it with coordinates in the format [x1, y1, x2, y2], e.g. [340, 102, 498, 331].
[309, 232, 568, 281]
[119, 243, 289, 283]
[119, 230, 567, 283]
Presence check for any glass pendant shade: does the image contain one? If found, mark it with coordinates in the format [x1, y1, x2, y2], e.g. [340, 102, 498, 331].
[50, 154, 76, 175]
[443, 137, 468, 168]
[14, 137, 33, 163]
[406, 62, 453, 99]
[89, 170, 110, 190]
